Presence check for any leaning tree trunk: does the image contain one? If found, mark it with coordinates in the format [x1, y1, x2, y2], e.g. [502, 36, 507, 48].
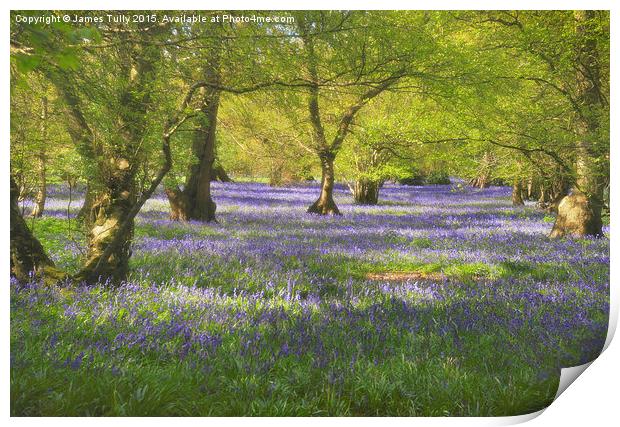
[550, 11, 605, 238]
[308, 151, 340, 215]
[512, 179, 524, 206]
[352, 178, 380, 205]
[75, 76, 198, 283]
[31, 97, 48, 218]
[10, 177, 63, 283]
[175, 90, 219, 222]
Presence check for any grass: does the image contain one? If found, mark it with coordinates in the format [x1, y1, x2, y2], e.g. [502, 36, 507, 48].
[11, 183, 609, 416]
[11, 283, 560, 416]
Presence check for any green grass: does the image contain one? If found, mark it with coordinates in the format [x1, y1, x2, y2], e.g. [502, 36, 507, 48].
[13, 194, 608, 416]
[11, 284, 560, 416]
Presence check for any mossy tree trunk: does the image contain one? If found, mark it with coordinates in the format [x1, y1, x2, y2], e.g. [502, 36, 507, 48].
[76, 164, 136, 283]
[66, 35, 161, 283]
[42, 25, 201, 284]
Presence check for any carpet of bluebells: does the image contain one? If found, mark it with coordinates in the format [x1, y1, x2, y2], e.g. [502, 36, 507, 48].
[11, 182, 609, 416]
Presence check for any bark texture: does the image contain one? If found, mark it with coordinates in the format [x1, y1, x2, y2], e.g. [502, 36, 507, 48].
[10, 177, 64, 283]
[76, 172, 136, 283]
[511, 179, 524, 206]
[167, 46, 221, 222]
[550, 192, 602, 238]
[307, 152, 341, 215]
[71, 34, 161, 282]
[352, 179, 380, 205]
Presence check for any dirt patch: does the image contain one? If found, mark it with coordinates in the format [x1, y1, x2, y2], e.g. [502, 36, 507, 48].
[365, 271, 445, 282]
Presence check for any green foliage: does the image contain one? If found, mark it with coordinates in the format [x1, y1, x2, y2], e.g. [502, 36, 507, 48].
[10, 10, 610, 200]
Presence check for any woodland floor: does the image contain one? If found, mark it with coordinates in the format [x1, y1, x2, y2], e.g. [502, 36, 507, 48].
[10, 182, 610, 416]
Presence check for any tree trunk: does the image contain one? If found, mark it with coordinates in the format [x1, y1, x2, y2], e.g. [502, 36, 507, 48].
[165, 186, 190, 221]
[74, 76, 193, 282]
[31, 96, 48, 218]
[470, 152, 492, 188]
[550, 192, 602, 237]
[352, 178, 380, 205]
[511, 179, 524, 206]
[77, 183, 94, 226]
[10, 177, 63, 283]
[167, 53, 220, 222]
[212, 163, 233, 182]
[550, 11, 605, 238]
[172, 94, 218, 222]
[308, 151, 341, 215]
[75, 167, 136, 283]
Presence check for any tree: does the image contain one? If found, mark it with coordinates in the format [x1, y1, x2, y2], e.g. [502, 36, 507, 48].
[550, 11, 608, 237]
[10, 176, 64, 282]
[274, 11, 458, 214]
[164, 20, 224, 222]
[44, 23, 165, 281]
[11, 12, 201, 282]
[454, 11, 609, 236]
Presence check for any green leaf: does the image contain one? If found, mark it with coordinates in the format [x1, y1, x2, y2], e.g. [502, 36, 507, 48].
[56, 52, 79, 70]
[13, 54, 41, 74]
